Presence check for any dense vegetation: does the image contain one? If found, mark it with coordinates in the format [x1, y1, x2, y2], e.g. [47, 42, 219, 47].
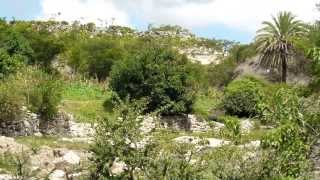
[0, 7, 320, 179]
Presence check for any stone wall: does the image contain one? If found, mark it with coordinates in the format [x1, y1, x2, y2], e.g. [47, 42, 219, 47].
[0, 109, 40, 136]
[0, 108, 72, 137]
[159, 114, 210, 132]
[39, 111, 72, 135]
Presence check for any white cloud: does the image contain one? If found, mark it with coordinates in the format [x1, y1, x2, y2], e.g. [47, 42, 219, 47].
[39, 0, 129, 26]
[39, 0, 319, 32]
[129, 0, 319, 32]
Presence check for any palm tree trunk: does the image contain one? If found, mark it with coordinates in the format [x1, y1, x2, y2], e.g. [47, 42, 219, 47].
[281, 58, 287, 83]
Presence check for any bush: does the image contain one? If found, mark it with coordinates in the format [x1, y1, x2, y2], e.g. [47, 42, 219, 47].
[67, 36, 125, 81]
[261, 123, 311, 178]
[207, 58, 236, 88]
[0, 49, 23, 79]
[222, 77, 265, 117]
[260, 87, 301, 125]
[0, 85, 24, 122]
[110, 45, 197, 115]
[29, 75, 63, 121]
[221, 116, 241, 144]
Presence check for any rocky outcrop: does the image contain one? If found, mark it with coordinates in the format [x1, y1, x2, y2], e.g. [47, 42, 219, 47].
[39, 111, 72, 136]
[0, 108, 40, 137]
[0, 136, 29, 154]
[0, 109, 75, 137]
[179, 47, 223, 65]
[159, 115, 210, 132]
[234, 56, 312, 86]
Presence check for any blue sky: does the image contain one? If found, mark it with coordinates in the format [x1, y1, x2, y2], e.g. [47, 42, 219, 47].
[0, 0, 318, 43]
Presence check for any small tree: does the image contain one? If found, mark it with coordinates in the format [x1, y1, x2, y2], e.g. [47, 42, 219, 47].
[110, 44, 197, 115]
[90, 97, 157, 179]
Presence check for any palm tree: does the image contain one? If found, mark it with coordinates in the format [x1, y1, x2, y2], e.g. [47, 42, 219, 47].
[255, 12, 306, 83]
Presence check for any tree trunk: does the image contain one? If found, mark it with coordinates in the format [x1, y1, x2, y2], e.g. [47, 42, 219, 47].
[281, 58, 287, 83]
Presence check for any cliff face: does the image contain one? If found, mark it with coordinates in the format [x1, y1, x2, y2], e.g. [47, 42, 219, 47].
[234, 56, 312, 86]
[179, 47, 224, 65]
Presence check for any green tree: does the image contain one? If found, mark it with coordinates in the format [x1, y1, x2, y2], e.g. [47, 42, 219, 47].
[0, 49, 23, 78]
[110, 44, 197, 115]
[255, 11, 306, 83]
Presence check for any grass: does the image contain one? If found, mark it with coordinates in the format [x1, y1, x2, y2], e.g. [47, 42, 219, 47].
[61, 81, 113, 123]
[193, 89, 222, 120]
[15, 136, 90, 151]
[0, 153, 16, 174]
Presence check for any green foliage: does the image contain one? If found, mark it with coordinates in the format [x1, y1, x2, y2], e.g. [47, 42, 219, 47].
[207, 58, 237, 87]
[61, 81, 110, 123]
[0, 81, 24, 122]
[229, 43, 257, 63]
[260, 87, 301, 125]
[221, 116, 241, 144]
[29, 75, 63, 121]
[0, 30, 33, 60]
[255, 11, 307, 83]
[67, 36, 125, 80]
[90, 98, 157, 179]
[143, 143, 207, 179]
[223, 77, 265, 117]
[0, 48, 23, 79]
[261, 123, 310, 178]
[193, 89, 222, 119]
[110, 45, 197, 115]
[205, 146, 264, 179]
[62, 81, 107, 101]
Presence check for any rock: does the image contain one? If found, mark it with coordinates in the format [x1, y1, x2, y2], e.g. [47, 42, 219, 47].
[34, 132, 43, 137]
[174, 136, 200, 144]
[239, 141, 261, 149]
[40, 111, 71, 135]
[206, 138, 231, 148]
[211, 121, 225, 131]
[60, 137, 93, 143]
[0, 136, 29, 154]
[140, 116, 156, 134]
[174, 136, 230, 148]
[49, 170, 65, 180]
[160, 114, 210, 132]
[111, 159, 126, 175]
[62, 151, 80, 165]
[0, 174, 13, 180]
[241, 119, 254, 133]
[188, 115, 211, 132]
[69, 121, 94, 138]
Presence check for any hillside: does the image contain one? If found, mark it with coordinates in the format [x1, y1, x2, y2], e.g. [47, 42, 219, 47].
[0, 15, 320, 180]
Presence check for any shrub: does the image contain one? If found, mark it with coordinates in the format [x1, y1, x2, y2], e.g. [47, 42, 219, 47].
[0, 49, 23, 79]
[91, 98, 157, 179]
[207, 58, 236, 88]
[29, 74, 63, 121]
[0, 85, 24, 122]
[110, 45, 196, 115]
[221, 116, 241, 144]
[67, 36, 125, 81]
[261, 123, 311, 178]
[260, 87, 301, 125]
[222, 77, 265, 117]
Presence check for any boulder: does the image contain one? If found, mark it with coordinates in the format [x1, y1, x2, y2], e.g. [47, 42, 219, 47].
[62, 151, 80, 165]
[49, 170, 65, 180]
[0, 136, 29, 154]
[174, 136, 230, 148]
[0, 174, 13, 180]
[110, 159, 126, 175]
[240, 119, 254, 133]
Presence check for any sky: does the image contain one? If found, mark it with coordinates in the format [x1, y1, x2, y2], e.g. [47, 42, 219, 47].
[0, 0, 319, 43]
